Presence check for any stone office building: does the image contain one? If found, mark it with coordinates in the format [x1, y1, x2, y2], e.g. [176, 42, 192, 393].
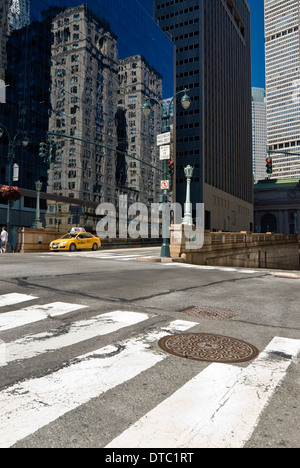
[47, 5, 119, 231]
[118, 55, 163, 206]
[254, 178, 300, 235]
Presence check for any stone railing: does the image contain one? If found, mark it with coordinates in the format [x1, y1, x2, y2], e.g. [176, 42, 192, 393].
[170, 226, 299, 271]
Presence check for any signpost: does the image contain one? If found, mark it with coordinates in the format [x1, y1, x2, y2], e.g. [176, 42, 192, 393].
[157, 132, 171, 146]
[159, 145, 170, 161]
[142, 89, 191, 258]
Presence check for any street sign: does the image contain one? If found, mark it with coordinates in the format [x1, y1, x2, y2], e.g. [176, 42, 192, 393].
[0, 79, 6, 104]
[157, 132, 171, 146]
[159, 145, 170, 160]
[13, 164, 19, 182]
[161, 180, 170, 190]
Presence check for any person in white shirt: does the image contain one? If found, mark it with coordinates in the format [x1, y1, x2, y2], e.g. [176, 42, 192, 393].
[0, 227, 8, 253]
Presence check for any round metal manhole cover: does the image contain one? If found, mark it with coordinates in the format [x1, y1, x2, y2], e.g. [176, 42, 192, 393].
[158, 333, 259, 363]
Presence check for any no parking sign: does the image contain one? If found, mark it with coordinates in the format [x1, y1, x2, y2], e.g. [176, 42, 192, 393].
[161, 180, 169, 190]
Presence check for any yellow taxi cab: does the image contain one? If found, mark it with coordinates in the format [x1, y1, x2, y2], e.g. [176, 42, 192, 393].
[49, 228, 101, 252]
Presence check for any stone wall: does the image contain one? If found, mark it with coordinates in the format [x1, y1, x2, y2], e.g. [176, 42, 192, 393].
[16, 228, 59, 253]
[170, 226, 299, 271]
[16, 227, 161, 252]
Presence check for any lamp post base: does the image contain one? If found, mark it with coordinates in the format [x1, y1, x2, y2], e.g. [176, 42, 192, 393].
[182, 215, 194, 226]
[160, 241, 171, 258]
[32, 221, 44, 229]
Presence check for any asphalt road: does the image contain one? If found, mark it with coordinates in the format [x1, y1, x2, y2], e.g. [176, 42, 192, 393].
[0, 247, 299, 449]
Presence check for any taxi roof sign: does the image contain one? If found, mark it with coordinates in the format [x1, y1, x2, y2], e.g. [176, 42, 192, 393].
[70, 227, 86, 233]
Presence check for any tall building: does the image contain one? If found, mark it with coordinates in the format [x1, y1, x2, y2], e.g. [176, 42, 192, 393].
[154, 0, 253, 232]
[0, 10, 55, 191]
[9, 0, 30, 30]
[1, 0, 174, 233]
[118, 55, 162, 205]
[265, 0, 300, 179]
[48, 5, 119, 206]
[252, 88, 267, 182]
[0, 0, 10, 82]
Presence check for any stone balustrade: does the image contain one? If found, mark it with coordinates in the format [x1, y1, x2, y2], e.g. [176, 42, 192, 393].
[170, 225, 299, 271]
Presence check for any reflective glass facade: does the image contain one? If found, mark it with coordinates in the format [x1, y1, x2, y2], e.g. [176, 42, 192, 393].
[155, 0, 253, 232]
[0, 0, 174, 234]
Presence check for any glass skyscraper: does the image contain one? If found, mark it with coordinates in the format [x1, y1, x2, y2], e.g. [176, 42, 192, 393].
[265, 0, 300, 179]
[0, 0, 174, 231]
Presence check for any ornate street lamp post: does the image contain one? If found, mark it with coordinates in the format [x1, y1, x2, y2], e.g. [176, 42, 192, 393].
[32, 180, 43, 229]
[182, 165, 194, 226]
[142, 89, 191, 257]
[0, 124, 29, 252]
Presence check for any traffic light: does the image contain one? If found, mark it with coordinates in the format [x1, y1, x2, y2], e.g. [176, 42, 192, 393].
[39, 140, 50, 161]
[168, 160, 174, 177]
[49, 142, 57, 162]
[266, 157, 273, 174]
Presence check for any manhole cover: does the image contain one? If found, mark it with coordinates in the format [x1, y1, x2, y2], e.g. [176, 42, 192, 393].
[180, 306, 238, 320]
[158, 333, 259, 363]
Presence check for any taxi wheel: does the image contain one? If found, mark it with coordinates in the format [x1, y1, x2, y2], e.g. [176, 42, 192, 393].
[92, 243, 98, 251]
[69, 243, 76, 252]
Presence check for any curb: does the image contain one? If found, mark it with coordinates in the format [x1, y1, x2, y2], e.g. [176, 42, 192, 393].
[136, 257, 185, 263]
[272, 272, 300, 279]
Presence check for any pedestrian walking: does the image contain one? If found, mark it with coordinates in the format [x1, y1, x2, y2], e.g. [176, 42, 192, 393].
[0, 227, 8, 253]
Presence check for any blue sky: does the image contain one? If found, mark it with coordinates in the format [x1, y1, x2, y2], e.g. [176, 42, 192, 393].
[248, 0, 266, 89]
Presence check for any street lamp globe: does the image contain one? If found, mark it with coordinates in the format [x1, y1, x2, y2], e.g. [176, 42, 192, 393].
[0, 128, 3, 139]
[142, 99, 151, 116]
[181, 91, 191, 110]
[184, 165, 194, 179]
[35, 180, 43, 192]
[21, 135, 29, 147]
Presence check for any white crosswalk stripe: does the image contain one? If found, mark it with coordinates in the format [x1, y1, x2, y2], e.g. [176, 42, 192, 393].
[0, 301, 87, 331]
[0, 292, 299, 448]
[40, 251, 155, 261]
[0, 311, 151, 367]
[0, 316, 196, 448]
[0, 293, 38, 308]
[107, 337, 300, 448]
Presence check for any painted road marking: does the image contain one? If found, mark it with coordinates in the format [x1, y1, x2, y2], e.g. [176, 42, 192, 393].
[1, 311, 151, 366]
[0, 293, 38, 308]
[0, 302, 87, 331]
[106, 336, 300, 448]
[0, 319, 197, 448]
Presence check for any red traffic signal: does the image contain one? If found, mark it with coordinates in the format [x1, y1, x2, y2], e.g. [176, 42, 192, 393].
[266, 157, 273, 174]
[168, 160, 174, 176]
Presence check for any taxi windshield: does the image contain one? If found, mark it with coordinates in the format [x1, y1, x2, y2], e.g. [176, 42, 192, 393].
[61, 233, 78, 239]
